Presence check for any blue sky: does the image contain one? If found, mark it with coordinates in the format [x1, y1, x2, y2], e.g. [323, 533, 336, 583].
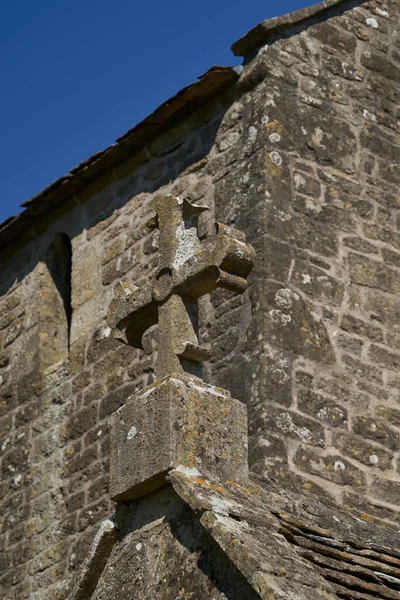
[0, 0, 314, 224]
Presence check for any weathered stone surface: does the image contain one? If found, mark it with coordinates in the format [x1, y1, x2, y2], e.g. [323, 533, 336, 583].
[335, 331, 363, 355]
[369, 344, 400, 371]
[262, 281, 335, 363]
[93, 487, 261, 600]
[98, 382, 138, 418]
[107, 194, 255, 380]
[352, 416, 399, 451]
[252, 405, 325, 448]
[231, 0, 350, 56]
[110, 376, 248, 501]
[340, 313, 384, 343]
[297, 389, 347, 428]
[4, 1, 400, 596]
[332, 431, 393, 471]
[348, 253, 400, 294]
[170, 469, 400, 600]
[265, 209, 339, 257]
[70, 518, 116, 600]
[294, 447, 366, 490]
[370, 477, 400, 505]
[290, 260, 344, 305]
[365, 290, 400, 327]
[62, 405, 97, 441]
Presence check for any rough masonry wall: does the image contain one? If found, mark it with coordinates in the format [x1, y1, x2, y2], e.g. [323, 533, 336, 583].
[92, 486, 260, 600]
[1, 0, 400, 597]
[0, 94, 235, 599]
[209, 0, 400, 525]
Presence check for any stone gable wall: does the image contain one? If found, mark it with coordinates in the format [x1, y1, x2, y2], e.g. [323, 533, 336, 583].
[0, 95, 235, 599]
[1, 0, 400, 597]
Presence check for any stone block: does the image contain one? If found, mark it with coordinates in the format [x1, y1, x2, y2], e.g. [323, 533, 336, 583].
[363, 223, 400, 251]
[70, 518, 116, 600]
[348, 252, 400, 294]
[336, 332, 363, 356]
[370, 477, 400, 505]
[86, 327, 117, 364]
[109, 376, 248, 501]
[365, 290, 400, 327]
[262, 281, 335, 364]
[248, 405, 325, 447]
[255, 345, 293, 407]
[309, 21, 357, 56]
[101, 238, 125, 266]
[63, 405, 98, 441]
[293, 171, 322, 198]
[71, 249, 102, 309]
[361, 50, 400, 83]
[297, 389, 348, 428]
[259, 236, 294, 282]
[342, 236, 379, 255]
[99, 383, 138, 419]
[290, 260, 344, 305]
[382, 248, 400, 268]
[340, 313, 384, 343]
[264, 210, 338, 257]
[332, 431, 393, 471]
[352, 416, 399, 451]
[368, 344, 400, 371]
[294, 448, 366, 490]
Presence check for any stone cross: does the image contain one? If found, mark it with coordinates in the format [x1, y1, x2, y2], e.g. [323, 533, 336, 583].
[107, 194, 255, 380]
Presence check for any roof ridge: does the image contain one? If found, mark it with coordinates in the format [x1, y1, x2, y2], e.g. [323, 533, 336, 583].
[231, 0, 361, 57]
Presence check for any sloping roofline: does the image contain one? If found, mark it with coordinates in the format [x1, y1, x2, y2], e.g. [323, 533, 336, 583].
[232, 0, 350, 56]
[0, 66, 239, 254]
[1, 0, 359, 256]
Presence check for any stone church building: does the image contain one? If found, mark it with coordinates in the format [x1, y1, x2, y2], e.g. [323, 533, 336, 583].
[1, 0, 400, 597]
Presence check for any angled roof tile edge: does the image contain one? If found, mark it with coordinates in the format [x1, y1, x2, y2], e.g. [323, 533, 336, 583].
[231, 0, 355, 57]
[168, 469, 400, 599]
[0, 65, 239, 255]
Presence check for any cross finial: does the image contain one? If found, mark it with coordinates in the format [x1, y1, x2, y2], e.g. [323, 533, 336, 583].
[107, 194, 255, 380]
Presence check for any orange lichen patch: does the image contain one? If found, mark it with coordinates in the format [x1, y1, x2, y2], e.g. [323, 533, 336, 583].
[185, 476, 228, 496]
[265, 120, 286, 137]
[178, 587, 193, 599]
[225, 480, 259, 496]
[359, 512, 385, 526]
[263, 153, 285, 178]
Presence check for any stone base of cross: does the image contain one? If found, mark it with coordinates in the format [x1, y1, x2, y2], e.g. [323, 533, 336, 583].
[109, 375, 248, 501]
[106, 194, 255, 501]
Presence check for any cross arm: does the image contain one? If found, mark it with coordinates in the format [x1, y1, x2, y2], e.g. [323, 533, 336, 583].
[162, 222, 256, 301]
[107, 280, 158, 349]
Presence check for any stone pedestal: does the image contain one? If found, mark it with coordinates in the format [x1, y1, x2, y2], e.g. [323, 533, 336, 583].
[109, 376, 248, 501]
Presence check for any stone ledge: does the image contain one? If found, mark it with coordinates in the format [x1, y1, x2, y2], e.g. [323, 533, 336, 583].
[231, 0, 355, 57]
